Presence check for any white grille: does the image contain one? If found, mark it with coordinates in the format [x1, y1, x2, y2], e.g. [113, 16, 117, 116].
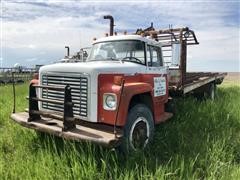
[41, 73, 89, 119]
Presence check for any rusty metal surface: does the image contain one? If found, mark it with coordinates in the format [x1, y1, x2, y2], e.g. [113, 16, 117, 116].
[180, 40, 187, 85]
[136, 26, 200, 91]
[169, 72, 227, 94]
[183, 72, 227, 94]
[186, 72, 226, 83]
[137, 26, 227, 94]
[11, 112, 122, 147]
[117, 22, 227, 96]
[136, 27, 199, 47]
[28, 83, 77, 131]
[184, 72, 219, 84]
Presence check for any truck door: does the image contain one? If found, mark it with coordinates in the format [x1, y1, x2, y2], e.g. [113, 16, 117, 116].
[146, 45, 168, 100]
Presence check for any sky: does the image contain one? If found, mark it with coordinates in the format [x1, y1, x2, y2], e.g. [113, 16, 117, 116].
[0, 0, 239, 72]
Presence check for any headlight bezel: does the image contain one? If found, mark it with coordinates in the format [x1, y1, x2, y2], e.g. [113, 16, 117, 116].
[103, 93, 117, 110]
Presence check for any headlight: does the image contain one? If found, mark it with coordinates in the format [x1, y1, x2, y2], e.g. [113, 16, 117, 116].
[103, 93, 117, 110]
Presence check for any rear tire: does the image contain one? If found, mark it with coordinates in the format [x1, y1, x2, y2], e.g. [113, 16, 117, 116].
[193, 83, 216, 100]
[120, 104, 154, 153]
[206, 83, 216, 100]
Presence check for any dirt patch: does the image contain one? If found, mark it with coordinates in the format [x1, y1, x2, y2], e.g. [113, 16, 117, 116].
[224, 72, 240, 84]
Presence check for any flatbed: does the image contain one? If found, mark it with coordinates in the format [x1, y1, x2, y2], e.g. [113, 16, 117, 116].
[169, 72, 226, 95]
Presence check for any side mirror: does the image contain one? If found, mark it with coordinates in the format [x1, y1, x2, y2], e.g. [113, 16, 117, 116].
[171, 43, 181, 66]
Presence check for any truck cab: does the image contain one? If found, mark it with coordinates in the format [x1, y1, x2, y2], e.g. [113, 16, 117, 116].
[39, 35, 168, 126]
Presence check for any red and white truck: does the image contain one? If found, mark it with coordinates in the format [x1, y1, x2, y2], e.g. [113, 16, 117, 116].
[11, 16, 226, 152]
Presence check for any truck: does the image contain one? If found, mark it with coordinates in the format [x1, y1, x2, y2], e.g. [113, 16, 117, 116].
[11, 16, 226, 152]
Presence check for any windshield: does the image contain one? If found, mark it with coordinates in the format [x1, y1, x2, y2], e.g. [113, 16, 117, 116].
[88, 40, 145, 65]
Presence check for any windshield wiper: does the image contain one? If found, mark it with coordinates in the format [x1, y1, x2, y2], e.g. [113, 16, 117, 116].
[89, 57, 124, 63]
[110, 57, 124, 63]
[121, 57, 144, 65]
[88, 58, 114, 61]
[102, 57, 124, 63]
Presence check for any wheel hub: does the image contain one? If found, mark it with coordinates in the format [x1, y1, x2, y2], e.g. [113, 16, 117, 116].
[129, 117, 150, 150]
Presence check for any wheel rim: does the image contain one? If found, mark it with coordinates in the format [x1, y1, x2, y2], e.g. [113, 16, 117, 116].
[129, 117, 150, 151]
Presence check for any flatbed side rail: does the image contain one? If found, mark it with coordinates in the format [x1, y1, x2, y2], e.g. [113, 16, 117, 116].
[28, 83, 76, 131]
[183, 73, 227, 94]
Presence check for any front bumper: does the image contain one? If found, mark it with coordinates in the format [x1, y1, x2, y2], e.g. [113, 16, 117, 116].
[11, 112, 122, 148]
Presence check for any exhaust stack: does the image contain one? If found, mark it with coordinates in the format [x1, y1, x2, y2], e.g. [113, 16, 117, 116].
[65, 46, 70, 57]
[103, 15, 114, 36]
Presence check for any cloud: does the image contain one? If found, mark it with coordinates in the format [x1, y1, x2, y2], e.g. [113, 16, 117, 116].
[25, 57, 37, 62]
[1, 1, 239, 71]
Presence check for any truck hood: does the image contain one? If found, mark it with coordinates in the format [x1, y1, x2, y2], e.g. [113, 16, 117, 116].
[39, 61, 146, 75]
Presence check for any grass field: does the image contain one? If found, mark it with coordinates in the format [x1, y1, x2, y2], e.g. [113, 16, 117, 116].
[0, 77, 239, 179]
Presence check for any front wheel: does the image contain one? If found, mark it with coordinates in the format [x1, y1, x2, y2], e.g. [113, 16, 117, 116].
[120, 104, 154, 153]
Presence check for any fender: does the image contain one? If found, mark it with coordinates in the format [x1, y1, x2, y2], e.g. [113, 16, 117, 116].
[98, 73, 168, 126]
[98, 74, 152, 126]
[116, 80, 168, 126]
[115, 82, 153, 126]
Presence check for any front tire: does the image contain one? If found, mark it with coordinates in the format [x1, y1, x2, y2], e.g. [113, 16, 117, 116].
[121, 104, 154, 153]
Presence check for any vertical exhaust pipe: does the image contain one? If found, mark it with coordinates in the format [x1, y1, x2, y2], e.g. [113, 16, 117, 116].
[65, 46, 70, 56]
[103, 15, 114, 36]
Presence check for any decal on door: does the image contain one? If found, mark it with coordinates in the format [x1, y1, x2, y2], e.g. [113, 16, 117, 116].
[153, 77, 166, 97]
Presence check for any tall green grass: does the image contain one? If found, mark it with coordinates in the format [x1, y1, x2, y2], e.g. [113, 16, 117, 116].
[0, 82, 239, 179]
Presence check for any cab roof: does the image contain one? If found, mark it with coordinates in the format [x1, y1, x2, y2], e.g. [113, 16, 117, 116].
[94, 35, 161, 46]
